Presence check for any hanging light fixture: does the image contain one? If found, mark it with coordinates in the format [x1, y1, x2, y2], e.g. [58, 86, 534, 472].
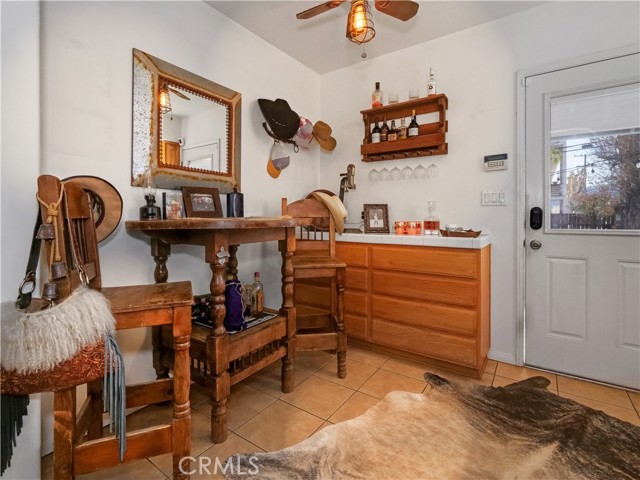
[159, 83, 172, 114]
[346, 0, 375, 45]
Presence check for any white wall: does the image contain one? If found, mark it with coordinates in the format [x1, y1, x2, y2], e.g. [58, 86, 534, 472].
[319, 1, 640, 363]
[1, 2, 43, 478]
[35, 0, 321, 458]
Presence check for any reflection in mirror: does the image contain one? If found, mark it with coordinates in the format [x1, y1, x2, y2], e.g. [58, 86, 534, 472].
[131, 49, 241, 193]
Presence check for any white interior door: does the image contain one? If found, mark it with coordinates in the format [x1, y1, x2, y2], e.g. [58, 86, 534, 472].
[525, 52, 640, 389]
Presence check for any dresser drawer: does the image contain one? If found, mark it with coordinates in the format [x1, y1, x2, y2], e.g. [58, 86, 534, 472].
[372, 270, 477, 307]
[371, 318, 477, 366]
[345, 290, 368, 316]
[345, 313, 367, 340]
[372, 295, 476, 335]
[346, 267, 368, 291]
[337, 242, 369, 267]
[371, 246, 478, 278]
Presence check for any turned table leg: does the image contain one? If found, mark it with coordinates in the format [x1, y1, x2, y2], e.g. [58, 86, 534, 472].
[151, 238, 171, 379]
[280, 227, 296, 393]
[206, 242, 230, 443]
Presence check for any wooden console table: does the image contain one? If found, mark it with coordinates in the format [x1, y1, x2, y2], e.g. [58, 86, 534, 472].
[125, 217, 299, 443]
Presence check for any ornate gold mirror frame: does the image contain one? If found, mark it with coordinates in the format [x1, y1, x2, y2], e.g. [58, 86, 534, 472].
[131, 49, 241, 192]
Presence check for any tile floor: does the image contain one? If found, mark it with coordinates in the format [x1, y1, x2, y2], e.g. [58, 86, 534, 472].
[42, 344, 640, 479]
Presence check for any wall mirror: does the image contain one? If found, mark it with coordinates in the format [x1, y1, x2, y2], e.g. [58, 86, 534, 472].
[131, 49, 241, 192]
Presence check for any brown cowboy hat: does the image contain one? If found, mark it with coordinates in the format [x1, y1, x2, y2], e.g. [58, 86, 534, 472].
[258, 98, 300, 141]
[62, 176, 123, 242]
[312, 121, 337, 151]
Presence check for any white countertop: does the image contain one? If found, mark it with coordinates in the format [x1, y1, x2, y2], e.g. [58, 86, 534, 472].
[336, 232, 491, 249]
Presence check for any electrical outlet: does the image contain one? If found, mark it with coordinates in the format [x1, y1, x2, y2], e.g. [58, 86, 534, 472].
[481, 191, 507, 206]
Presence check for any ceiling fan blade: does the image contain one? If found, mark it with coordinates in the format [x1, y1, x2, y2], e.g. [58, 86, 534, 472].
[296, 0, 346, 20]
[169, 88, 190, 100]
[374, 0, 419, 21]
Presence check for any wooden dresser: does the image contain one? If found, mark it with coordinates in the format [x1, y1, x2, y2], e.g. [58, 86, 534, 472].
[295, 237, 491, 378]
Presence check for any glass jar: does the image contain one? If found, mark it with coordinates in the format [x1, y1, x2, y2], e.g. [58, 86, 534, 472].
[423, 201, 440, 235]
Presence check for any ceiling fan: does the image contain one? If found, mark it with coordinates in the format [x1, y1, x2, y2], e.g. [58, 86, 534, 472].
[297, 0, 419, 45]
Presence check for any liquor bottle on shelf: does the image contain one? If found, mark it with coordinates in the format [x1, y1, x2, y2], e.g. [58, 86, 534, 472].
[251, 272, 264, 316]
[388, 120, 398, 141]
[408, 110, 419, 137]
[371, 118, 381, 143]
[380, 117, 389, 142]
[423, 201, 440, 235]
[397, 117, 407, 140]
[427, 68, 437, 96]
[372, 82, 383, 108]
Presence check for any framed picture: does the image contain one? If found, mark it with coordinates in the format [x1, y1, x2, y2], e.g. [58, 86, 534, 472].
[363, 204, 390, 233]
[162, 192, 185, 220]
[182, 186, 223, 218]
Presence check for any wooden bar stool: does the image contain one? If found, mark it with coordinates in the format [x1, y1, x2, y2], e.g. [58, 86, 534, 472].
[282, 196, 347, 378]
[37, 175, 193, 479]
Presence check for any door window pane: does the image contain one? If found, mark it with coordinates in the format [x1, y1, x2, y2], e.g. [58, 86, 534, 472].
[549, 83, 640, 230]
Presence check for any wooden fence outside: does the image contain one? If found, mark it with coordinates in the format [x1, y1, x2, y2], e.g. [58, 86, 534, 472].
[550, 213, 617, 230]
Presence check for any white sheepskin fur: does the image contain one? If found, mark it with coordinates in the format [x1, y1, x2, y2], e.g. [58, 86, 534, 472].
[1, 286, 115, 373]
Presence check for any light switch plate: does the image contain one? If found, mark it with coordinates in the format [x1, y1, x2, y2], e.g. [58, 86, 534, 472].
[481, 191, 507, 206]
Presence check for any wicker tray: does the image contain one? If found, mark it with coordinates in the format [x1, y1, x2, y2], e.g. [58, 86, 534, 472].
[439, 229, 482, 238]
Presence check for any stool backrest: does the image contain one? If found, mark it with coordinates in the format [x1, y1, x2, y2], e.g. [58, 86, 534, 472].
[37, 175, 102, 301]
[282, 197, 336, 257]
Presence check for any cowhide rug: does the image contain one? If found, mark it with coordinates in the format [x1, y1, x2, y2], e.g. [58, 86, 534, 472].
[225, 373, 640, 479]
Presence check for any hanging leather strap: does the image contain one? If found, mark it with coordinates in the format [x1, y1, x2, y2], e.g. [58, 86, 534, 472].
[16, 211, 42, 309]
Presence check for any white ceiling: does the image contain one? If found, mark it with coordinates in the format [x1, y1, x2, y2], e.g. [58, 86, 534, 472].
[205, 1, 545, 74]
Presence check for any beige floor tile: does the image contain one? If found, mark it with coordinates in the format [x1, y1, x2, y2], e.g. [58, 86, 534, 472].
[235, 400, 324, 452]
[560, 392, 640, 427]
[380, 356, 436, 381]
[557, 375, 633, 408]
[149, 410, 219, 475]
[628, 391, 640, 412]
[328, 391, 380, 424]
[194, 383, 276, 431]
[485, 359, 498, 375]
[316, 358, 377, 390]
[433, 369, 494, 388]
[311, 421, 334, 436]
[242, 362, 310, 398]
[294, 350, 335, 374]
[492, 374, 557, 393]
[281, 375, 355, 419]
[347, 345, 389, 367]
[123, 403, 173, 432]
[495, 363, 557, 390]
[359, 369, 426, 399]
[190, 382, 211, 408]
[175, 433, 263, 480]
[74, 459, 165, 479]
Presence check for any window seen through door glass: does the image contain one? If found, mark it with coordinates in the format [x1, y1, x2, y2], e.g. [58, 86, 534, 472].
[549, 83, 640, 230]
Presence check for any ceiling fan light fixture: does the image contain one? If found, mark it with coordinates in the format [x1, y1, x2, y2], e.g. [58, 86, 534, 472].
[159, 84, 172, 114]
[346, 0, 375, 45]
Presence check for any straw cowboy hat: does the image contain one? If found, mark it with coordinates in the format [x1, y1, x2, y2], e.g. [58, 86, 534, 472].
[62, 176, 123, 242]
[312, 121, 337, 151]
[310, 190, 347, 234]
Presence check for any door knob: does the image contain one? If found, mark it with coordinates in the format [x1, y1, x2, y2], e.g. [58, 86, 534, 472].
[530, 239, 542, 250]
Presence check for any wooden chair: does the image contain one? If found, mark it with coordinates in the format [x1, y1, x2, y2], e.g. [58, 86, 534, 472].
[37, 175, 193, 479]
[282, 197, 347, 378]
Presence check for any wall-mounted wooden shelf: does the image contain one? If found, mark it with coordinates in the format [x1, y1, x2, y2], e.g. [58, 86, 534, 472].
[360, 94, 448, 162]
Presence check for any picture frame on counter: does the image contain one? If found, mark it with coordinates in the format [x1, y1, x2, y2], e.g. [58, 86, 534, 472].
[363, 204, 390, 233]
[182, 186, 223, 218]
[163, 192, 185, 220]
